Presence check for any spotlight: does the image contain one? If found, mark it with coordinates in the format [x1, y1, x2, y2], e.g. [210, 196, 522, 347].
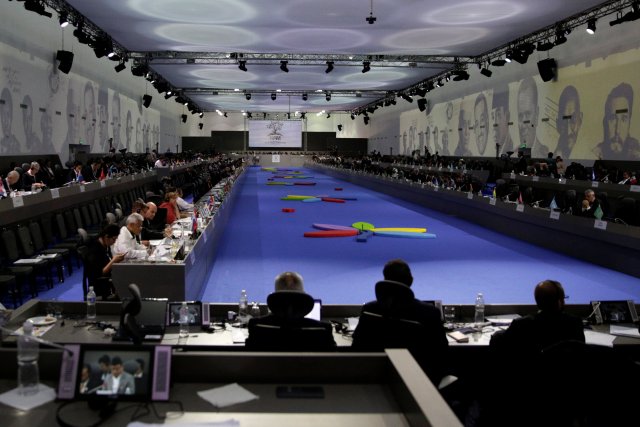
[366, 14, 377, 24]
[480, 67, 492, 77]
[337, 124, 343, 131]
[350, 113, 355, 120]
[59, 12, 69, 27]
[609, 3, 640, 26]
[554, 28, 568, 46]
[491, 59, 507, 67]
[401, 93, 413, 103]
[586, 18, 597, 34]
[452, 70, 470, 81]
[280, 61, 289, 72]
[325, 61, 334, 73]
[247, 112, 252, 118]
[415, 87, 427, 98]
[131, 64, 147, 77]
[417, 98, 427, 112]
[287, 113, 291, 119]
[363, 116, 370, 125]
[504, 50, 513, 63]
[56, 50, 74, 74]
[199, 112, 204, 118]
[300, 112, 306, 119]
[181, 114, 187, 123]
[198, 123, 203, 130]
[536, 40, 555, 52]
[326, 92, 331, 102]
[223, 112, 227, 117]
[245, 93, 251, 100]
[114, 62, 126, 73]
[302, 93, 308, 101]
[238, 60, 247, 71]
[142, 94, 152, 108]
[362, 61, 371, 73]
[271, 93, 277, 101]
[326, 113, 331, 118]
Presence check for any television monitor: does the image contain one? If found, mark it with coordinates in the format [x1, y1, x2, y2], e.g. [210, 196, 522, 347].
[304, 299, 322, 321]
[58, 344, 171, 401]
[166, 301, 203, 326]
[591, 300, 638, 324]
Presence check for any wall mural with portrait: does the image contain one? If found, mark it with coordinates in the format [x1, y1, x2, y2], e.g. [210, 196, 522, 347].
[398, 37, 640, 162]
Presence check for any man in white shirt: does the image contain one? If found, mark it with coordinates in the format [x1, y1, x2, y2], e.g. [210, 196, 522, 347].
[104, 356, 135, 395]
[113, 213, 148, 259]
[176, 188, 194, 212]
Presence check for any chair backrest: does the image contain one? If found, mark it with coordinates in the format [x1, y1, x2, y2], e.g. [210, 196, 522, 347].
[28, 222, 46, 252]
[246, 322, 335, 351]
[266, 291, 314, 319]
[39, 215, 54, 245]
[1, 228, 21, 261]
[16, 226, 35, 257]
[77, 228, 89, 245]
[105, 212, 116, 224]
[55, 213, 69, 240]
[374, 280, 415, 314]
[73, 208, 84, 229]
[81, 205, 93, 227]
[63, 210, 76, 235]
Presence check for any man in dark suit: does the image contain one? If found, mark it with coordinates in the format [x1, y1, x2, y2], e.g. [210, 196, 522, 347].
[104, 356, 135, 395]
[246, 272, 336, 351]
[352, 259, 448, 383]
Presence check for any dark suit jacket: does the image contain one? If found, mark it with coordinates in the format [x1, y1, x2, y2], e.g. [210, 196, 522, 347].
[246, 315, 336, 351]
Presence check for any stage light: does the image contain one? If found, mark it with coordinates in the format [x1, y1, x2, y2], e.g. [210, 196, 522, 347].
[326, 113, 331, 118]
[350, 113, 355, 120]
[363, 116, 370, 125]
[362, 61, 371, 73]
[586, 18, 597, 34]
[271, 93, 277, 101]
[181, 114, 187, 123]
[199, 112, 204, 118]
[300, 112, 306, 119]
[401, 93, 413, 103]
[114, 61, 126, 73]
[480, 67, 492, 77]
[59, 12, 69, 27]
[245, 93, 251, 100]
[287, 113, 291, 119]
[325, 61, 334, 73]
[142, 94, 152, 108]
[504, 50, 513, 63]
[302, 93, 308, 101]
[554, 28, 568, 45]
[417, 98, 427, 112]
[536, 40, 555, 51]
[24, 1, 52, 18]
[415, 87, 427, 98]
[238, 60, 247, 71]
[452, 70, 470, 81]
[280, 61, 289, 72]
[247, 112, 252, 118]
[223, 112, 227, 117]
[491, 59, 507, 67]
[131, 64, 147, 77]
[56, 50, 74, 74]
[326, 92, 331, 102]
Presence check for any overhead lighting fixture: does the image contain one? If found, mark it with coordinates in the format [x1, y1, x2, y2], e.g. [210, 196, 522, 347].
[300, 112, 306, 119]
[59, 12, 69, 27]
[452, 70, 470, 81]
[491, 59, 507, 67]
[504, 50, 513, 63]
[223, 112, 227, 118]
[337, 124, 343, 131]
[326, 113, 331, 118]
[480, 67, 492, 77]
[114, 61, 126, 73]
[350, 113, 355, 120]
[610, 2, 640, 26]
[401, 93, 413, 103]
[280, 60, 289, 72]
[326, 92, 331, 102]
[536, 40, 555, 52]
[366, 0, 377, 24]
[245, 93, 251, 100]
[199, 112, 204, 118]
[325, 61, 334, 73]
[362, 61, 371, 73]
[271, 93, 277, 101]
[363, 116, 370, 125]
[415, 87, 427, 98]
[302, 93, 308, 101]
[247, 112, 252, 118]
[586, 18, 597, 34]
[554, 28, 568, 46]
[238, 60, 247, 72]
[24, 0, 52, 18]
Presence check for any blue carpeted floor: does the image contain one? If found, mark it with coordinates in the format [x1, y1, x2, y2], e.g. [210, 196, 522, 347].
[26, 167, 640, 307]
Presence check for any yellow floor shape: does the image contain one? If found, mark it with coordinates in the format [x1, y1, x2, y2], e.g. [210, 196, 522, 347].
[371, 227, 427, 233]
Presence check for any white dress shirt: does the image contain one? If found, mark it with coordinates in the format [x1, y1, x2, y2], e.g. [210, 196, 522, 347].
[176, 196, 194, 211]
[113, 226, 148, 259]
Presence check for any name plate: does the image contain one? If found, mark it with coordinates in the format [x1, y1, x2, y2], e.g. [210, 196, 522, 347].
[516, 204, 525, 212]
[591, 181, 599, 188]
[467, 192, 473, 200]
[50, 188, 60, 199]
[79, 185, 85, 193]
[549, 211, 560, 220]
[490, 198, 497, 206]
[594, 220, 607, 230]
[100, 180, 106, 188]
[630, 185, 640, 193]
[12, 196, 24, 208]
[532, 176, 539, 182]
[510, 172, 516, 179]
[558, 178, 566, 184]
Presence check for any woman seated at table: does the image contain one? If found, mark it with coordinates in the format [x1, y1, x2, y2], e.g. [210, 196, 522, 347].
[158, 191, 180, 224]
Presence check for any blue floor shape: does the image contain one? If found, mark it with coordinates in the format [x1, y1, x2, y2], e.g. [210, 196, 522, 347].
[29, 167, 640, 307]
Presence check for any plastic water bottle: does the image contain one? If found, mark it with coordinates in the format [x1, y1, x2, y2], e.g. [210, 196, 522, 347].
[474, 293, 485, 324]
[179, 302, 189, 338]
[86, 286, 96, 320]
[17, 321, 39, 395]
[238, 290, 248, 322]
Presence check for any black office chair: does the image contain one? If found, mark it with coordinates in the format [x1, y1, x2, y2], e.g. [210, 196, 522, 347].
[0, 273, 19, 308]
[245, 291, 335, 351]
[614, 197, 638, 226]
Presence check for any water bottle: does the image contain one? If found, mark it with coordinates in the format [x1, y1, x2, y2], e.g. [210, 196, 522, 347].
[238, 290, 248, 323]
[86, 286, 97, 320]
[474, 293, 485, 324]
[178, 302, 189, 338]
[17, 321, 39, 395]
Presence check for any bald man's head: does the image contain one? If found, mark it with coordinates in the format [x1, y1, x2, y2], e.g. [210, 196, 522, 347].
[144, 202, 157, 220]
[534, 280, 566, 312]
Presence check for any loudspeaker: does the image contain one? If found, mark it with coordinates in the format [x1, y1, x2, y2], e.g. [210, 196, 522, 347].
[337, 124, 342, 131]
[202, 303, 210, 324]
[181, 114, 187, 123]
[56, 50, 74, 74]
[142, 94, 152, 108]
[417, 98, 427, 112]
[537, 58, 557, 82]
[198, 123, 203, 130]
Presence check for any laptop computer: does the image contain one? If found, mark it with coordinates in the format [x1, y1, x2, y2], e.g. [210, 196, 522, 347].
[304, 299, 322, 321]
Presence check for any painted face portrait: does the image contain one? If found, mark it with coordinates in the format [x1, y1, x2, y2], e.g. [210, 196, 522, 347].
[66, 85, 79, 145]
[605, 96, 630, 152]
[457, 106, 470, 154]
[97, 87, 109, 151]
[135, 117, 142, 153]
[112, 93, 121, 148]
[1, 87, 12, 138]
[517, 78, 539, 148]
[125, 110, 132, 150]
[84, 82, 96, 147]
[556, 86, 582, 158]
[474, 94, 488, 155]
[41, 111, 53, 151]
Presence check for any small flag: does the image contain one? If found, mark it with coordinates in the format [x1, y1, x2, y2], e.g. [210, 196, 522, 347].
[492, 187, 497, 199]
[99, 168, 106, 180]
[518, 192, 523, 204]
[549, 197, 558, 210]
[594, 204, 603, 220]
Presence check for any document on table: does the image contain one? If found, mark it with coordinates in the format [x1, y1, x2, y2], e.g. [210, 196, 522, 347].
[609, 324, 640, 338]
[197, 383, 259, 408]
[584, 329, 616, 347]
